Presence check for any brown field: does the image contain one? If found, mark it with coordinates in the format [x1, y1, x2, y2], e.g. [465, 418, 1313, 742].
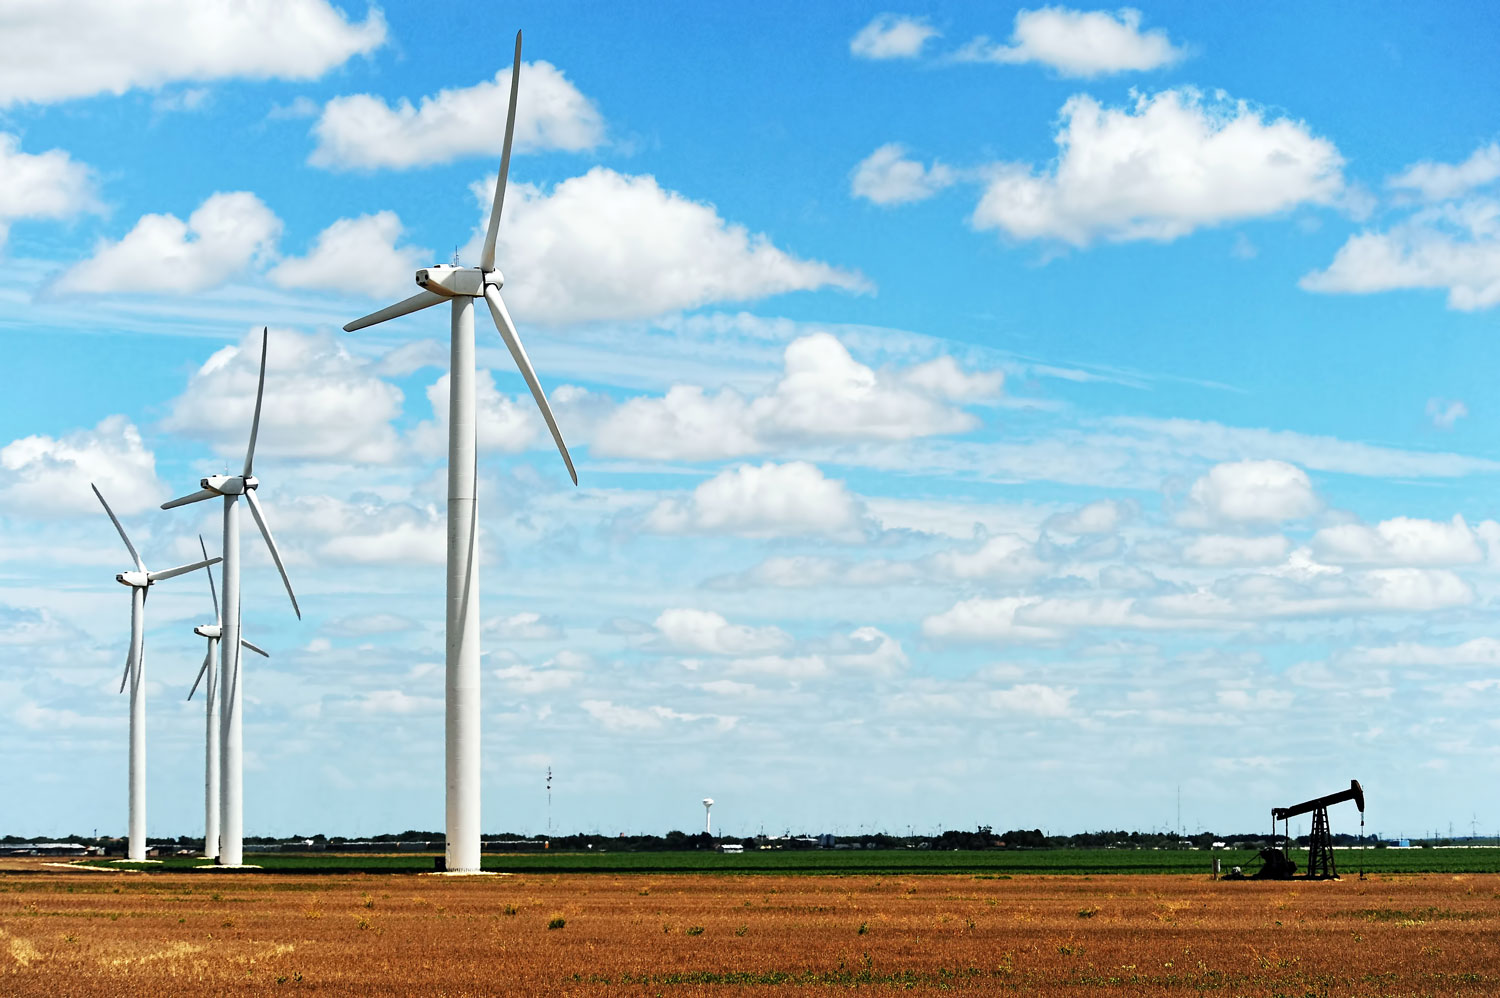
[1, 858, 1496, 996]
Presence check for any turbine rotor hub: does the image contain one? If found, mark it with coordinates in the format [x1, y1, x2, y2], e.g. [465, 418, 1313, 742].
[202, 474, 248, 495]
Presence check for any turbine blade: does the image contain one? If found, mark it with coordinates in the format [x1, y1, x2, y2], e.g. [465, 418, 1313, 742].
[147, 556, 222, 584]
[343, 290, 447, 332]
[119, 646, 134, 694]
[161, 488, 218, 510]
[480, 30, 523, 273]
[244, 489, 300, 619]
[244, 327, 268, 478]
[199, 534, 219, 620]
[91, 483, 143, 571]
[240, 638, 270, 658]
[188, 646, 210, 701]
[483, 286, 577, 485]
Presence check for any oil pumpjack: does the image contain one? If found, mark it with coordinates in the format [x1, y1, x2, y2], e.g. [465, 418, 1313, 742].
[1245, 779, 1365, 879]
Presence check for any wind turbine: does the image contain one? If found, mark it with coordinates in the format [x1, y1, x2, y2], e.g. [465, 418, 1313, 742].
[160, 326, 299, 866]
[92, 484, 220, 861]
[185, 536, 268, 860]
[342, 30, 576, 874]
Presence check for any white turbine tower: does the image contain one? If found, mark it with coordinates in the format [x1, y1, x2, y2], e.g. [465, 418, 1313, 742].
[342, 30, 576, 874]
[160, 327, 299, 866]
[185, 535, 268, 860]
[703, 798, 715, 836]
[92, 484, 220, 861]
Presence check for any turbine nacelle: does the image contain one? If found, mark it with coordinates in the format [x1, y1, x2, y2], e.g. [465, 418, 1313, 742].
[415, 266, 498, 297]
[201, 474, 253, 495]
[116, 571, 149, 589]
[194, 623, 222, 639]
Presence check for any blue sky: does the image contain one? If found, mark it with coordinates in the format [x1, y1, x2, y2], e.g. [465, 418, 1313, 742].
[2, 1, 1499, 842]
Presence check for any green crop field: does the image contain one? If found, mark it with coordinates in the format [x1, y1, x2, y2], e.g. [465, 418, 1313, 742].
[87, 846, 1500, 877]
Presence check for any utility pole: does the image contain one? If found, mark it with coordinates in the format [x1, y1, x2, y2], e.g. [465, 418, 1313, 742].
[546, 766, 553, 843]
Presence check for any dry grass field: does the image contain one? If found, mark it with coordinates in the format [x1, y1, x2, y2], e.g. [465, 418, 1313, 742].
[1, 857, 1496, 996]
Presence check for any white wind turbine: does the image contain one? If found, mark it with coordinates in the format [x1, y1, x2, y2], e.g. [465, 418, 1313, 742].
[185, 535, 268, 861]
[160, 326, 299, 866]
[343, 30, 576, 874]
[92, 484, 220, 862]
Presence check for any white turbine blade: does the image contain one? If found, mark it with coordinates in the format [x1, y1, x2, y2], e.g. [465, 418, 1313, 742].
[244, 489, 300, 619]
[199, 534, 219, 620]
[343, 290, 447, 332]
[147, 556, 222, 584]
[118, 646, 134, 694]
[91, 483, 143, 571]
[240, 639, 270, 658]
[187, 646, 210, 701]
[480, 30, 523, 273]
[161, 488, 218, 510]
[244, 327, 269, 477]
[484, 286, 577, 485]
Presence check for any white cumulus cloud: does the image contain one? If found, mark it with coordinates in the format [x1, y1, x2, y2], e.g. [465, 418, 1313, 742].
[851, 144, 955, 205]
[1388, 142, 1500, 202]
[1, 416, 163, 516]
[972, 89, 1344, 246]
[162, 326, 403, 464]
[1311, 515, 1484, 567]
[0, 0, 386, 106]
[0, 133, 98, 248]
[956, 6, 1185, 76]
[653, 608, 792, 656]
[1180, 460, 1320, 526]
[310, 60, 604, 170]
[850, 14, 940, 59]
[479, 168, 868, 324]
[268, 211, 430, 298]
[58, 191, 282, 294]
[645, 462, 865, 538]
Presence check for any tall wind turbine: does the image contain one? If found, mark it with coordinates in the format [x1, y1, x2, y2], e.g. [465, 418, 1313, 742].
[92, 484, 220, 861]
[160, 327, 299, 866]
[343, 30, 576, 874]
[185, 535, 267, 861]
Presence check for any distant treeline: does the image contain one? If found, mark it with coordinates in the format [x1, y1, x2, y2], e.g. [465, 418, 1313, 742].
[3, 824, 1412, 852]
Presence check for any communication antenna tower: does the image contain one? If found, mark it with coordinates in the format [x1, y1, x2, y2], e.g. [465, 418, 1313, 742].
[546, 766, 553, 841]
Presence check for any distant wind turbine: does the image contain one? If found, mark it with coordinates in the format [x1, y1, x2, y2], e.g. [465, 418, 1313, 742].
[160, 327, 299, 866]
[92, 484, 220, 862]
[185, 535, 267, 861]
[342, 30, 577, 874]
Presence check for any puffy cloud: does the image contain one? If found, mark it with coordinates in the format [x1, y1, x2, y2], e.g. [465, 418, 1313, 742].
[851, 144, 955, 205]
[310, 60, 604, 170]
[593, 333, 997, 460]
[1311, 515, 1484, 566]
[58, 191, 281, 294]
[488, 612, 564, 641]
[0, 416, 163, 516]
[579, 700, 731, 734]
[480, 168, 868, 324]
[928, 534, 1049, 581]
[956, 6, 1185, 76]
[645, 462, 866, 538]
[1388, 142, 1500, 202]
[409, 370, 541, 457]
[493, 653, 587, 694]
[1180, 460, 1319, 526]
[0, 133, 98, 248]
[988, 683, 1075, 718]
[277, 495, 447, 566]
[1181, 534, 1289, 567]
[267, 211, 430, 298]
[0, 0, 385, 106]
[162, 326, 403, 464]
[1300, 198, 1500, 311]
[1045, 498, 1129, 535]
[972, 89, 1344, 246]
[1426, 398, 1468, 430]
[356, 690, 442, 716]
[722, 625, 909, 679]
[849, 14, 940, 59]
[653, 608, 791, 656]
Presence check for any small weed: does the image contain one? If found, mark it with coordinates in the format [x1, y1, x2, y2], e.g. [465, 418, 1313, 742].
[735, 924, 748, 937]
[686, 925, 704, 936]
[1078, 907, 1099, 919]
[638, 887, 650, 896]
[503, 905, 518, 916]
[354, 916, 371, 930]
[221, 919, 234, 928]
[857, 921, 869, 935]
[548, 916, 567, 930]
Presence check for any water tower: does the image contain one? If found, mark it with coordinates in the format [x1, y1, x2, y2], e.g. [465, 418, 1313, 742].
[702, 798, 714, 835]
